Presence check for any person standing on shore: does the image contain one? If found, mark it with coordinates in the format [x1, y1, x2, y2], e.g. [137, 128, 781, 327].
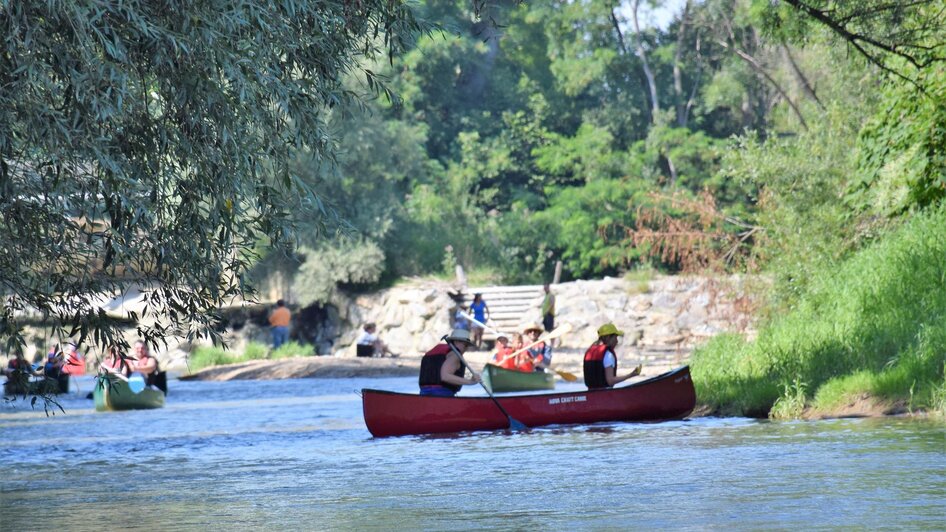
[541, 283, 556, 346]
[583, 323, 641, 389]
[418, 329, 481, 397]
[269, 299, 292, 349]
[469, 293, 490, 349]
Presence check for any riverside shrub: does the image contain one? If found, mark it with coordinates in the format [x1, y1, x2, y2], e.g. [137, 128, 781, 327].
[691, 206, 946, 417]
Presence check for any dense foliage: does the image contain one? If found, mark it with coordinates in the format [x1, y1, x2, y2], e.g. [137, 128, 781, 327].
[280, 0, 944, 300]
[0, 1, 419, 353]
[692, 206, 946, 417]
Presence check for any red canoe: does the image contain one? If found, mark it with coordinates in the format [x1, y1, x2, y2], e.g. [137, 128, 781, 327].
[362, 365, 696, 437]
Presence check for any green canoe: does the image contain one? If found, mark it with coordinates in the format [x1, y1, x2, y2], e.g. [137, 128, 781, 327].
[94, 375, 165, 412]
[482, 364, 555, 393]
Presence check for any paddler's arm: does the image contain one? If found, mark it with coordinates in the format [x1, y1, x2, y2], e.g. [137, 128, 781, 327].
[441, 352, 481, 386]
[604, 364, 642, 387]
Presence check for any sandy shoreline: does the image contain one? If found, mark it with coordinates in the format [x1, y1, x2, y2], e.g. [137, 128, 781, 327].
[176, 350, 914, 420]
[178, 348, 683, 381]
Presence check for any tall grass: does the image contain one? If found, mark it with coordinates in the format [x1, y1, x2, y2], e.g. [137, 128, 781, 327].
[692, 206, 946, 417]
[187, 341, 315, 372]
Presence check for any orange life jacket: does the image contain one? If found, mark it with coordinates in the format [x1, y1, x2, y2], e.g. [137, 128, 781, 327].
[492, 346, 517, 370]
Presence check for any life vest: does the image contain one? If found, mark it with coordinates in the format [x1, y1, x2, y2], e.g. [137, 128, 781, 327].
[527, 342, 548, 366]
[418, 343, 465, 393]
[583, 343, 615, 389]
[492, 347, 517, 370]
[516, 352, 535, 373]
[63, 351, 86, 375]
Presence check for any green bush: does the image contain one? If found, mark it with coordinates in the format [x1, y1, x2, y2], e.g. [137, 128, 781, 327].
[270, 341, 315, 359]
[188, 346, 247, 372]
[692, 206, 946, 417]
[187, 340, 314, 372]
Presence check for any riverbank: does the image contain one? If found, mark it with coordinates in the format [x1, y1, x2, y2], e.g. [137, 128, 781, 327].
[178, 347, 685, 382]
[178, 351, 926, 420]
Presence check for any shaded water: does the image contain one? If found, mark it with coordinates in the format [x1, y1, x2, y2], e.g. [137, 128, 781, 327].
[1, 376, 944, 530]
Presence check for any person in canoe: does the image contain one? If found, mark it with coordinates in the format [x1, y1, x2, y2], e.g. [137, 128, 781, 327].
[132, 340, 167, 393]
[62, 342, 86, 376]
[488, 334, 517, 370]
[419, 328, 482, 397]
[43, 349, 64, 379]
[100, 345, 132, 376]
[583, 323, 642, 389]
[522, 323, 552, 372]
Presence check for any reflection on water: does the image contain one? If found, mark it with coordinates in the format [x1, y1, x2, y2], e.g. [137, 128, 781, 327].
[1, 376, 944, 530]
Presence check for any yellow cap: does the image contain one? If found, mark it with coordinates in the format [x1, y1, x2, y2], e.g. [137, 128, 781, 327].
[597, 323, 624, 337]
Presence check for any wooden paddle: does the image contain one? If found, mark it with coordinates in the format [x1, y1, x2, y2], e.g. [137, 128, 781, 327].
[495, 323, 575, 377]
[462, 312, 578, 382]
[443, 336, 527, 431]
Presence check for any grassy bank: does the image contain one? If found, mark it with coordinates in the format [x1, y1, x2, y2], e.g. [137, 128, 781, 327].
[691, 207, 946, 418]
[187, 341, 314, 373]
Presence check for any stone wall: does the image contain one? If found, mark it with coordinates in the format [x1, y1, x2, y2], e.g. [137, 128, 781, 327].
[333, 275, 756, 357]
[2, 275, 756, 371]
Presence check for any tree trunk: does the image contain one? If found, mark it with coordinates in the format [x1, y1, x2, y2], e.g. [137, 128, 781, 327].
[673, 0, 693, 126]
[781, 44, 825, 110]
[718, 40, 809, 130]
[631, 0, 660, 122]
[611, 7, 654, 124]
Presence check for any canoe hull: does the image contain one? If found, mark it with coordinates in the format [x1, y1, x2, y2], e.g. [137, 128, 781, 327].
[3, 374, 69, 396]
[363, 366, 696, 437]
[483, 364, 555, 393]
[94, 376, 165, 412]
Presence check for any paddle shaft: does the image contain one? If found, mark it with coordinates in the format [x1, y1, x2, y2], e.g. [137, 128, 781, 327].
[463, 313, 577, 382]
[460, 311, 540, 364]
[496, 323, 572, 365]
[443, 337, 525, 430]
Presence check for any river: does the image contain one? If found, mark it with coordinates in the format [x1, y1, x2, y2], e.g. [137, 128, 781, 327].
[1, 375, 943, 530]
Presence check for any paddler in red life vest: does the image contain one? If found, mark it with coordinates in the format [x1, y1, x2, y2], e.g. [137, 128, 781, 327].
[489, 335, 518, 370]
[418, 329, 482, 397]
[522, 323, 551, 372]
[583, 323, 642, 389]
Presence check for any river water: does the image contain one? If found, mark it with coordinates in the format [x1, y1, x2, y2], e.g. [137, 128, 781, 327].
[1, 375, 944, 531]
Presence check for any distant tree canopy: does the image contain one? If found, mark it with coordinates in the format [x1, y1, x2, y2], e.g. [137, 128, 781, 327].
[0, 1, 421, 353]
[280, 0, 944, 298]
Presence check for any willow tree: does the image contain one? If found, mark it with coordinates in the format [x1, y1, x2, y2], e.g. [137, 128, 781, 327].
[0, 1, 420, 357]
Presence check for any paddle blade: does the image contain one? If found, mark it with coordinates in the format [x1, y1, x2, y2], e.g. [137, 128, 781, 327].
[508, 417, 527, 431]
[543, 322, 573, 341]
[554, 369, 578, 382]
[128, 373, 146, 394]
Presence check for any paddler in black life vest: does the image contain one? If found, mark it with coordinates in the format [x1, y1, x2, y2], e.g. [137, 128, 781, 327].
[418, 329, 482, 397]
[583, 323, 642, 389]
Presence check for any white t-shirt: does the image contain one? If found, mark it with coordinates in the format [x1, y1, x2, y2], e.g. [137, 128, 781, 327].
[357, 331, 378, 346]
[602, 351, 616, 368]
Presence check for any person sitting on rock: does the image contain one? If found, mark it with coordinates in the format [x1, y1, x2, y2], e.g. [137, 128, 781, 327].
[356, 323, 398, 358]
